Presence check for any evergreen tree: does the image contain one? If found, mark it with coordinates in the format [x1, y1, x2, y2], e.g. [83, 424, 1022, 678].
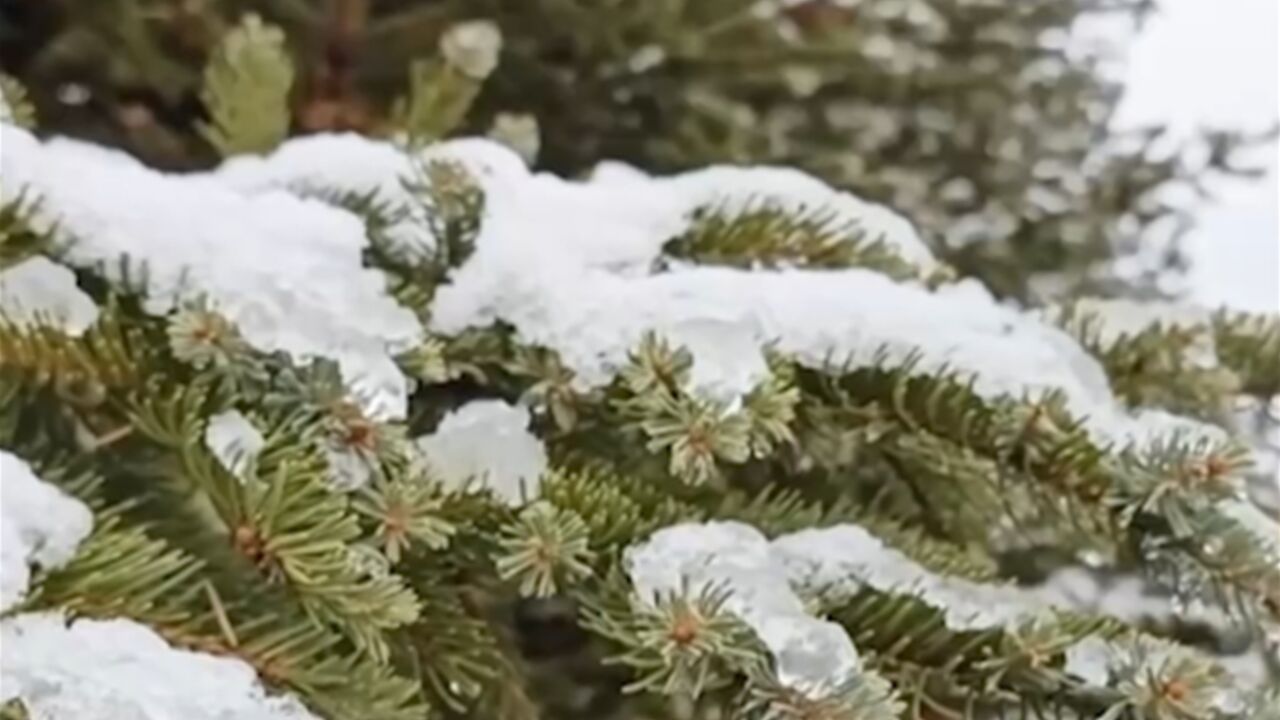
[0, 0, 1269, 300]
[2, 11, 1278, 720]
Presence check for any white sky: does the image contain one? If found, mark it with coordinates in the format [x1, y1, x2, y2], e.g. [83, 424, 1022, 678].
[1116, 0, 1279, 312]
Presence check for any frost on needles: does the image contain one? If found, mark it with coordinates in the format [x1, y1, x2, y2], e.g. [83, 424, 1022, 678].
[1, 112, 1279, 720]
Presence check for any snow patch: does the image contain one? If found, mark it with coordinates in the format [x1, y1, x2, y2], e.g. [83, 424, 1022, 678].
[0, 256, 99, 335]
[0, 126, 1232, 447]
[1, 124, 423, 419]
[774, 524, 1049, 632]
[216, 133, 525, 263]
[0, 450, 93, 613]
[1063, 635, 1112, 685]
[0, 611, 319, 720]
[219, 135, 940, 412]
[204, 410, 265, 483]
[417, 400, 547, 505]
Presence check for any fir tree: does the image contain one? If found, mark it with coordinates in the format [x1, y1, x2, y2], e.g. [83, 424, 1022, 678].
[0, 0, 1270, 299]
[1, 12, 1278, 720]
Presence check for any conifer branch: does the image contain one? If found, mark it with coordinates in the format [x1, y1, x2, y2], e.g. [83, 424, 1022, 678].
[124, 385, 423, 662]
[0, 191, 53, 270]
[199, 14, 295, 157]
[1213, 310, 1280, 397]
[795, 360, 1280, 621]
[663, 199, 934, 283]
[392, 21, 502, 145]
[1063, 308, 1241, 420]
[0, 73, 36, 129]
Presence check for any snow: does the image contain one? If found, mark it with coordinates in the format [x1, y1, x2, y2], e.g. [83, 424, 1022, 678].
[662, 317, 770, 406]
[488, 113, 540, 167]
[439, 20, 503, 80]
[628, 519, 1258, 699]
[0, 611, 319, 720]
[774, 525, 1049, 632]
[204, 410, 265, 483]
[435, 230, 1205, 449]
[0, 256, 99, 335]
[0, 121, 1248, 450]
[416, 400, 547, 506]
[323, 446, 374, 493]
[1063, 635, 1111, 686]
[634, 521, 1238, 641]
[216, 133, 523, 264]
[0, 450, 93, 613]
[83, 128, 1205, 453]
[624, 521, 861, 696]
[1, 123, 423, 420]
[302, 135, 1211, 450]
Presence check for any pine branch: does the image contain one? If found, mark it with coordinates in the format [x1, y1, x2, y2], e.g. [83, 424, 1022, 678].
[539, 466, 696, 556]
[826, 591, 1132, 719]
[199, 14, 295, 157]
[497, 501, 596, 598]
[1063, 307, 1240, 420]
[794, 360, 1280, 621]
[581, 576, 761, 700]
[713, 485, 1000, 582]
[0, 301, 151, 394]
[1213, 310, 1280, 397]
[0, 191, 53, 270]
[25, 512, 206, 625]
[19, 491, 426, 720]
[403, 584, 539, 716]
[0, 73, 37, 129]
[392, 21, 502, 145]
[124, 383, 423, 662]
[662, 199, 934, 283]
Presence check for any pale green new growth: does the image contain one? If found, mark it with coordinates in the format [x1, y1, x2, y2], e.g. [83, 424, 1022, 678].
[0, 73, 36, 129]
[198, 15, 294, 157]
[393, 21, 503, 147]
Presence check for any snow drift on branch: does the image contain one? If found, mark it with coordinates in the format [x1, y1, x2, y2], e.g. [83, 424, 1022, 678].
[0, 451, 92, 613]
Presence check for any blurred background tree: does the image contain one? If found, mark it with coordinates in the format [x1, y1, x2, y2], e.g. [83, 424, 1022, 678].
[0, 0, 1270, 301]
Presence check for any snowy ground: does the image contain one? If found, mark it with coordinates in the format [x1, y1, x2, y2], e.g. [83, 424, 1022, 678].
[1117, 0, 1279, 312]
